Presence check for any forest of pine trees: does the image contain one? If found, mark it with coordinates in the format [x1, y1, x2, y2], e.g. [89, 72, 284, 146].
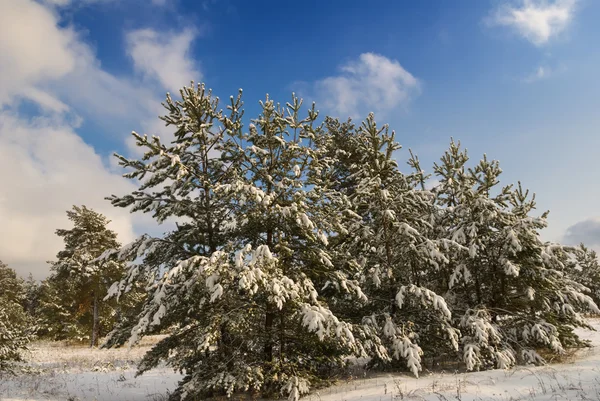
[2, 82, 600, 401]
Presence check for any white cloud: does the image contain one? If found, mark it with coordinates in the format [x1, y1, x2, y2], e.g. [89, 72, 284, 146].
[563, 217, 600, 252]
[489, 0, 578, 46]
[126, 28, 200, 92]
[0, 0, 78, 107]
[0, 112, 138, 280]
[0, 0, 199, 279]
[303, 53, 420, 119]
[0, 0, 158, 126]
[42, 0, 143, 7]
[21, 87, 71, 113]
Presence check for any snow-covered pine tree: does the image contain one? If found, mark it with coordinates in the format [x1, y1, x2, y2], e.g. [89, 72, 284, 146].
[433, 140, 599, 371]
[47, 206, 124, 346]
[0, 261, 33, 372]
[319, 117, 362, 195]
[566, 244, 600, 307]
[101, 83, 241, 392]
[323, 114, 459, 376]
[217, 93, 365, 399]
[104, 85, 364, 400]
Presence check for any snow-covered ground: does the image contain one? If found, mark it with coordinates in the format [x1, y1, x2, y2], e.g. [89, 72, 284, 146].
[2, 320, 600, 401]
[310, 318, 600, 401]
[0, 335, 183, 401]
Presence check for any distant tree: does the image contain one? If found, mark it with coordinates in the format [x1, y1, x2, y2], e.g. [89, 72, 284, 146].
[46, 206, 125, 346]
[21, 273, 40, 316]
[0, 261, 33, 372]
[36, 274, 86, 340]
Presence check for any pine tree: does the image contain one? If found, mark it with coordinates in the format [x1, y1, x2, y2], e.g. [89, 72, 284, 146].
[103, 82, 600, 399]
[324, 114, 459, 376]
[0, 261, 33, 372]
[567, 244, 600, 307]
[36, 276, 82, 340]
[432, 140, 599, 370]
[21, 273, 40, 317]
[101, 84, 240, 353]
[104, 84, 364, 400]
[47, 206, 124, 346]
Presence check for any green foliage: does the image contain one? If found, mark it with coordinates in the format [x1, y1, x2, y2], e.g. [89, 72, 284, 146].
[432, 140, 599, 369]
[105, 84, 361, 400]
[324, 114, 459, 374]
[566, 244, 600, 307]
[103, 82, 599, 400]
[40, 206, 132, 345]
[0, 261, 34, 372]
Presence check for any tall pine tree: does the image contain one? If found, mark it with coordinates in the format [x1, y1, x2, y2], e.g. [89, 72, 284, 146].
[104, 84, 365, 400]
[47, 206, 124, 346]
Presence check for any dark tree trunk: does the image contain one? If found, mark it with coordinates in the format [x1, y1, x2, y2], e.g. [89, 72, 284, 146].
[91, 289, 99, 348]
[264, 305, 274, 363]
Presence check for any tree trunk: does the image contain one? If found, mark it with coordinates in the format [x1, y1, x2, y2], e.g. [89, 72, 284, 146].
[91, 290, 99, 348]
[264, 218, 274, 363]
[279, 308, 285, 360]
[264, 305, 274, 363]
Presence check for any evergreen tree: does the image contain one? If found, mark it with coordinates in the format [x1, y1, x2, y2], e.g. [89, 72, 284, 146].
[567, 244, 600, 307]
[46, 206, 124, 346]
[101, 83, 240, 353]
[104, 84, 364, 400]
[21, 273, 40, 317]
[104, 83, 600, 400]
[0, 261, 33, 372]
[325, 114, 459, 376]
[432, 140, 599, 370]
[36, 276, 76, 340]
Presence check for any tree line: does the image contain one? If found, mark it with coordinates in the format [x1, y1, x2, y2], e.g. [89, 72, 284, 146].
[1, 83, 600, 401]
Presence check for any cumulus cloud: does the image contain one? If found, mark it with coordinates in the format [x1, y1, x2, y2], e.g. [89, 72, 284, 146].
[0, 0, 160, 129]
[0, 0, 79, 108]
[489, 0, 578, 46]
[301, 53, 420, 120]
[0, 0, 198, 278]
[126, 28, 200, 92]
[0, 113, 138, 280]
[563, 218, 600, 249]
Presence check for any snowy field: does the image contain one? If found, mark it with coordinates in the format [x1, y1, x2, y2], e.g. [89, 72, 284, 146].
[0, 335, 183, 401]
[2, 320, 600, 401]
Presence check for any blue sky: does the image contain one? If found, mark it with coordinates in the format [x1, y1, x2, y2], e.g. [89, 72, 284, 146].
[1, 0, 599, 278]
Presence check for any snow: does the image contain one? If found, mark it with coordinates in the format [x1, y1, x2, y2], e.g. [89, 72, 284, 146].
[3, 320, 600, 400]
[0, 335, 182, 401]
[306, 318, 600, 401]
